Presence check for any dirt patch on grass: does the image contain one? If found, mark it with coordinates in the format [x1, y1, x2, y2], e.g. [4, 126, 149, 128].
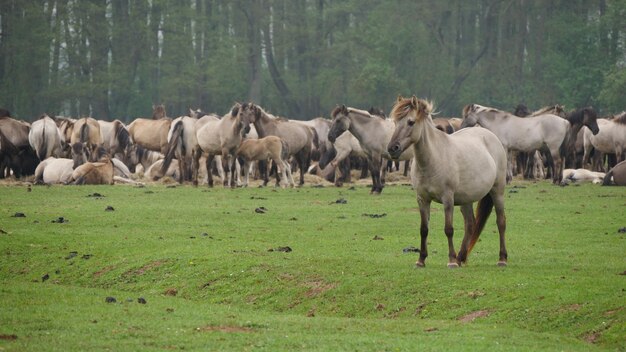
[303, 279, 336, 298]
[124, 260, 167, 276]
[458, 310, 490, 323]
[0, 334, 17, 341]
[196, 326, 255, 333]
[93, 265, 117, 278]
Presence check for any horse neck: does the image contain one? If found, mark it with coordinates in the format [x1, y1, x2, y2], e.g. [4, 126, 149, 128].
[346, 113, 378, 144]
[253, 111, 274, 137]
[412, 119, 445, 169]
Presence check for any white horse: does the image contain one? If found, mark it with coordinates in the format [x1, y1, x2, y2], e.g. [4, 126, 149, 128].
[388, 96, 508, 268]
[29, 114, 66, 160]
[461, 103, 570, 184]
[583, 113, 626, 170]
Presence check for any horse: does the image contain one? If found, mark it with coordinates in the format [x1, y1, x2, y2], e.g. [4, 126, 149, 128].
[603, 160, 626, 186]
[294, 117, 330, 162]
[0, 128, 39, 178]
[98, 119, 132, 160]
[561, 168, 605, 185]
[433, 118, 456, 134]
[127, 117, 172, 154]
[124, 143, 164, 173]
[69, 147, 114, 185]
[29, 114, 66, 160]
[236, 136, 295, 188]
[144, 158, 180, 181]
[0, 115, 30, 149]
[191, 105, 243, 187]
[583, 112, 626, 170]
[70, 117, 102, 159]
[319, 131, 367, 186]
[327, 105, 413, 194]
[387, 96, 508, 268]
[237, 103, 316, 186]
[34, 157, 75, 184]
[461, 103, 570, 184]
[161, 115, 204, 183]
[152, 104, 167, 119]
[53, 116, 75, 144]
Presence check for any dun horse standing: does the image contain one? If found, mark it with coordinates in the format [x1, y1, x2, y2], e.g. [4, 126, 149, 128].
[387, 96, 508, 268]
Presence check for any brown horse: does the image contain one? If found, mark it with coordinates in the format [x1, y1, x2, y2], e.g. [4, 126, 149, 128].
[433, 118, 456, 134]
[127, 117, 172, 154]
[237, 136, 294, 188]
[603, 160, 626, 186]
[152, 104, 167, 119]
[237, 103, 316, 186]
[69, 147, 114, 185]
[70, 117, 102, 160]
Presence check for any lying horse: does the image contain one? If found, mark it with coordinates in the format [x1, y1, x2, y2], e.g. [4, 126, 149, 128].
[561, 168, 605, 185]
[70, 157, 114, 185]
[388, 96, 508, 268]
[603, 160, 626, 186]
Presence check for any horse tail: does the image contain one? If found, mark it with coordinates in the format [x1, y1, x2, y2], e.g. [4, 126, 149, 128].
[161, 120, 183, 175]
[559, 126, 572, 161]
[115, 121, 131, 151]
[311, 128, 320, 150]
[467, 193, 494, 255]
[280, 139, 290, 162]
[602, 168, 614, 186]
[36, 120, 48, 160]
[79, 122, 90, 144]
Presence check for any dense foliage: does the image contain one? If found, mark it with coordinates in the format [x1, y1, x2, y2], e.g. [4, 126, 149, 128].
[1, 0, 624, 121]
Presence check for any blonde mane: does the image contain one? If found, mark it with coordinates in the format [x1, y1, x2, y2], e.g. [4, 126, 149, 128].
[390, 96, 434, 122]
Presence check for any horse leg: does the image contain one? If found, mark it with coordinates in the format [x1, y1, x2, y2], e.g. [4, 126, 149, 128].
[368, 157, 381, 194]
[416, 199, 431, 267]
[403, 160, 409, 177]
[506, 151, 513, 184]
[192, 147, 201, 186]
[551, 151, 563, 184]
[456, 203, 475, 265]
[242, 160, 250, 187]
[492, 191, 508, 266]
[442, 196, 458, 268]
[205, 154, 215, 187]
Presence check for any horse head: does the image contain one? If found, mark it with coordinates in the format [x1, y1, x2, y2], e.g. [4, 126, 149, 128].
[387, 96, 433, 159]
[71, 142, 88, 169]
[582, 107, 600, 135]
[460, 104, 481, 128]
[237, 102, 262, 126]
[152, 104, 167, 119]
[328, 105, 350, 143]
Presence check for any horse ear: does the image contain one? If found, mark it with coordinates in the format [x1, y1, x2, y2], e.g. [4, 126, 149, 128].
[397, 95, 404, 102]
[231, 104, 240, 117]
[341, 104, 348, 114]
[410, 96, 419, 109]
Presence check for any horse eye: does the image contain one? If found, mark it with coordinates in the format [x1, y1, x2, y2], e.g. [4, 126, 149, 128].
[407, 119, 415, 126]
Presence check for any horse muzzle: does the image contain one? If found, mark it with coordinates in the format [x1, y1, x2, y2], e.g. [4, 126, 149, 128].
[387, 143, 403, 160]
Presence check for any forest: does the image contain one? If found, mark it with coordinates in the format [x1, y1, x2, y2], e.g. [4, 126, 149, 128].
[0, 0, 624, 122]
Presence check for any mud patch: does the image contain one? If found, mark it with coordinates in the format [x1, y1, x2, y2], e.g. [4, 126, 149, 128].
[93, 265, 117, 278]
[304, 279, 336, 298]
[124, 260, 167, 276]
[458, 310, 490, 323]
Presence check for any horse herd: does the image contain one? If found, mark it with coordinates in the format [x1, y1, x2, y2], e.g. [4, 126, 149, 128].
[1, 99, 625, 267]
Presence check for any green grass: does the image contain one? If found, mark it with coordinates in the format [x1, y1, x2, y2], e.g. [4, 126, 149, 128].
[0, 180, 625, 351]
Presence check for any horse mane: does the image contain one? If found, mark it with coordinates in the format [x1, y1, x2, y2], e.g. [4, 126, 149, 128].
[612, 111, 626, 125]
[566, 107, 596, 124]
[347, 107, 373, 118]
[513, 104, 530, 117]
[390, 97, 434, 122]
[531, 104, 566, 117]
[0, 108, 11, 118]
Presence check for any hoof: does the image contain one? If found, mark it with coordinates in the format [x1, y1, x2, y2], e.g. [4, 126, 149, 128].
[497, 261, 507, 267]
[447, 262, 459, 269]
[415, 261, 425, 268]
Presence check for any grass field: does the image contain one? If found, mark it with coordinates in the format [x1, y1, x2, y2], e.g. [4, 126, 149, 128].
[0, 177, 625, 351]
